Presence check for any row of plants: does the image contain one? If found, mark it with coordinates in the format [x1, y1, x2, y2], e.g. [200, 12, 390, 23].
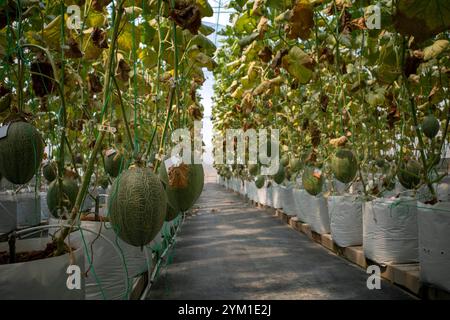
[213, 0, 450, 203]
[0, 0, 210, 299]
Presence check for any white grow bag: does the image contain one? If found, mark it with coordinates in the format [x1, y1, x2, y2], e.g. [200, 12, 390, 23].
[293, 189, 308, 222]
[328, 195, 363, 247]
[0, 193, 17, 234]
[272, 184, 283, 209]
[266, 184, 274, 207]
[363, 197, 418, 265]
[257, 185, 268, 205]
[418, 202, 450, 292]
[0, 237, 85, 300]
[281, 186, 296, 216]
[303, 194, 330, 234]
[247, 181, 256, 201]
[49, 219, 148, 300]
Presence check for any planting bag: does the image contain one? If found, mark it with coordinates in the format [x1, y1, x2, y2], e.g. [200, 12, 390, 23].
[281, 185, 296, 216]
[292, 188, 308, 222]
[16, 192, 41, 228]
[304, 194, 330, 234]
[363, 197, 418, 265]
[418, 202, 450, 292]
[272, 184, 283, 209]
[0, 237, 85, 300]
[328, 195, 363, 247]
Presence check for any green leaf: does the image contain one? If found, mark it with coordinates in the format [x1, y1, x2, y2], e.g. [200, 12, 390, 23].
[197, 0, 214, 17]
[281, 46, 314, 84]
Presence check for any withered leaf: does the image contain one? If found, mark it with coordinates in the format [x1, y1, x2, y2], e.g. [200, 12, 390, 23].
[169, 1, 202, 35]
[92, 27, 109, 49]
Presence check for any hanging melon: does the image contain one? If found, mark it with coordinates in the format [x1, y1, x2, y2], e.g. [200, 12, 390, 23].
[43, 161, 57, 182]
[273, 164, 285, 184]
[47, 178, 79, 218]
[280, 155, 289, 167]
[289, 157, 302, 172]
[397, 159, 421, 189]
[422, 115, 440, 139]
[248, 163, 259, 176]
[0, 121, 44, 185]
[159, 161, 204, 212]
[330, 149, 358, 184]
[99, 176, 109, 190]
[104, 149, 125, 178]
[302, 166, 324, 196]
[255, 175, 265, 189]
[109, 167, 167, 247]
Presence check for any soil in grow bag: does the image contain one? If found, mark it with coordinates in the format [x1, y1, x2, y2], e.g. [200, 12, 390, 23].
[0, 242, 73, 265]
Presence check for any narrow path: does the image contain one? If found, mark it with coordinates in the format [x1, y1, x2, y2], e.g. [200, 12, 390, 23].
[147, 183, 412, 300]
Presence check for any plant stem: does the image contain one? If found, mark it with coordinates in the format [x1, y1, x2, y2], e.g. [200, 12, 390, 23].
[55, 0, 125, 255]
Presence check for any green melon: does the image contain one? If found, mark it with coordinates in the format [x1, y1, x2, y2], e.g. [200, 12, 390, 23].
[397, 159, 421, 189]
[422, 115, 440, 139]
[330, 149, 358, 184]
[273, 164, 285, 184]
[0, 122, 44, 184]
[47, 178, 79, 218]
[290, 157, 302, 172]
[248, 164, 259, 176]
[281, 155, 289, 167]
[159, 162, 204, 212]
[166, 203, 180, 222]
[104, 150, 125, 178]
[302, 166, 324, 196]
[43, 161, 57, 182]
[255, 175, 265, 189]
[109, 167, 167, 247]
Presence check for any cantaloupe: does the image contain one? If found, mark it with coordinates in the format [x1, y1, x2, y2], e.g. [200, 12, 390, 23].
[47, 178, 79, 218]
[330, 149, 358, 184]
[248, 163, 259, 176]
[104, 150, 124, 178]
[280, 155, 289, 167]
[302, 166, 324, 196]
[159, 161, 204, 212]
[255, 175, 265, 189]
[108, 167, 167, 247]
[289, 157, 301, 172]
[422, 115, 440, 139]
[43, 161, 57, 182]
[0, 121, 44, 184]
[273, 164, 285, 184]
[397, 159, 421, 189]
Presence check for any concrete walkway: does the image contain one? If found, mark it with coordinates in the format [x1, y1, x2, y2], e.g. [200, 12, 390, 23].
[147, 183, 412, 300]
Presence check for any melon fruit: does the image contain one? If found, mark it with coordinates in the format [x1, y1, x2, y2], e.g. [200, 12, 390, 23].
[108, 167, 167, 247]
[104, 150, 125, 178]
[273, 164, 285, 184]
[47, 178, 79, 218]
[43, 161, 57, 182]
[159, 161, 204, 212]
[397, 159, 421, 189]
[290, 157, 302, 172]
[0, 122, 44, 184]
[281, 155, 289, 167]
[255, 175, 265, 189]
[302, 166, 324, 196]
[99, 176, 109, 190]
[330, 149, 358, 184]
[422, 115, 440, 139]
[248, 163, 259, 176]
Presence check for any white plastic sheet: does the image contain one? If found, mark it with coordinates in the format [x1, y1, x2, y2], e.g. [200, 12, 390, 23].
[363, 197, 418, 265]
[16, 192, 41, 228]
[0, 237, 85, 300]
[418, 202, 450, 292]
[266, 184, 274, 207]
[0, 193, 16, 234]
[328, 195, 363, 247]
[257, 185, 268, 205]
